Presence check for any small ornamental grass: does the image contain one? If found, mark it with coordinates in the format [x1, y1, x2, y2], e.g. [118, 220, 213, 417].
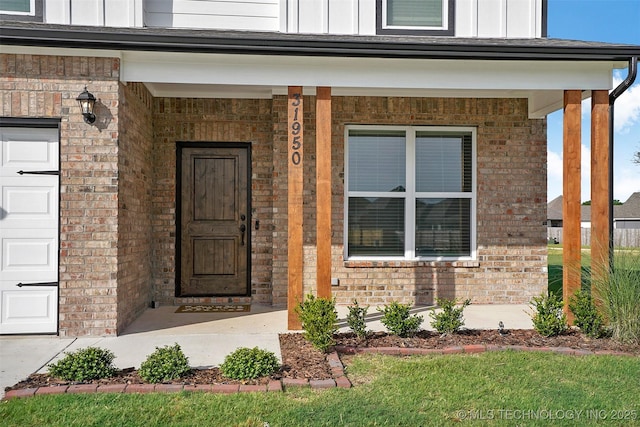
[220, 347, 280, 380]
[429, 297, 471, 335]
[47, 347, 116, 382]
[377, 301, 423, 338]
[529, 293, 568, 337]
[295, 294, 338, 353]
[138, 343, 190, 383]
[346, 300, 370, 339]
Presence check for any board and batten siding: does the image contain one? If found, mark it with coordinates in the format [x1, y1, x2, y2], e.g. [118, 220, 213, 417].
[41, 0, 543, 38]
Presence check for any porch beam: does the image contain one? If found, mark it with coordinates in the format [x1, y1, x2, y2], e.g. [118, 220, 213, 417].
[590, 90, 611, 284]
[316, 87, 332, 299]
[562, 90, 582, 321]
[288, 86, 303, 329]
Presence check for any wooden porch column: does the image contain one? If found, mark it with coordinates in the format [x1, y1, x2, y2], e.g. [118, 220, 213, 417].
[316, 87, 332, 299]
[590, 90, 611, 284]
[563, 90, 582, 321]
[288, 86, 303, 329]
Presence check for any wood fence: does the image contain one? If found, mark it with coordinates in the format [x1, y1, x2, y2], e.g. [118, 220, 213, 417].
[547, 227, 640, 247]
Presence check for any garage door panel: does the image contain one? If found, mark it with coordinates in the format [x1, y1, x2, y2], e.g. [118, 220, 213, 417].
[1, 231, 58, 279]
[1, 179, 58, 228]
[0, 128, 58, 176]
[0, 286, 57, 334]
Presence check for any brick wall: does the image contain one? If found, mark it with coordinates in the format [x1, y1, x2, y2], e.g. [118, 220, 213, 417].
[272, 96, 548, 306]
[151, 98, 274, 305]
[116, 82, 154, 333]
[1, 54, 121, 336]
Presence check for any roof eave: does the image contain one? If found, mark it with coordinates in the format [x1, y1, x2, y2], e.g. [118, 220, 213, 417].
[1, 22, 639, 62]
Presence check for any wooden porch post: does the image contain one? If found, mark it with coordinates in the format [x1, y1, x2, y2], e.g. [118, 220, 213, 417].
[590, 90, 611, 285]
[563, 90, 582, 322]
[316, 87, 332, 299]
[288, 86, 303, 329]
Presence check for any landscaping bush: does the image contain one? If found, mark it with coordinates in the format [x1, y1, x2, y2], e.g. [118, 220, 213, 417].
[346, 300, 370, 339]
[429, 297, 471, 335]
[591, 251, 640, 345]
[220, 347, 280, 380]
[568, 289, 607, 338]
[377, 301, 423, 338]
[138, 343, 190, 383]
[296, 294, 338, 352]
[529, 293, 568, 337]
[48, 347, 116, 382]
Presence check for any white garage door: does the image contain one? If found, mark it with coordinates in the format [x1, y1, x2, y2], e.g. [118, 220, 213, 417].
[0, 126, 59, 334]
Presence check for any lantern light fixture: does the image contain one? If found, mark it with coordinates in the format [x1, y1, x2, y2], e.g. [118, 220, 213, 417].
[76, 86, 96, 124]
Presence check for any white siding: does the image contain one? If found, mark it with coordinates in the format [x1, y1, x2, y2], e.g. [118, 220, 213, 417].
[45, 0, 143, 27]
[144, 0, 280, 31]
[41, 0, 542, 38]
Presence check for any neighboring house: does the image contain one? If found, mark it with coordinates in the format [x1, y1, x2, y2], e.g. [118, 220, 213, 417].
[1, 0, 638, 336]
[547, 193, 640, 229]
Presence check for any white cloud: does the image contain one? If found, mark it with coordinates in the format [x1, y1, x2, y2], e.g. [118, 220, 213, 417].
[614, 167, 640, 203]
[547, 149, 563, 200]
[581, 143, 591, 203]
[546, 145, 592, 203]
[612, 77, 640, 133]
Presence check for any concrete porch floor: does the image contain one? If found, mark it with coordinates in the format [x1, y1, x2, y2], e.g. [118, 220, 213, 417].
[1, 303, 532, 399]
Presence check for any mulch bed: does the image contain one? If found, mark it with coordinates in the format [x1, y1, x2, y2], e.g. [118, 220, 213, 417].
[5, 329, 638, 393]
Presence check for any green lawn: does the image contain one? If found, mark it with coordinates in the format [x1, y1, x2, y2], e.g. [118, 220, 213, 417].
[547, 245, 592, 297]
[2, 352, 639, 426]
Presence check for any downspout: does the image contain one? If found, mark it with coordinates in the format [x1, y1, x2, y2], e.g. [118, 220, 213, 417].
[608, 56, 638, 260]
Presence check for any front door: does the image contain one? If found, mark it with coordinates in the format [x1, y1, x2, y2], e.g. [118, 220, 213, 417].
[178, 144, 250, 296]
[0, 126, 59, 334]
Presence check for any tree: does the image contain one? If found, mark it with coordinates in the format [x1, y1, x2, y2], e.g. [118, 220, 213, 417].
[634, 151, 640, 165]
[582, 200, 622, 205]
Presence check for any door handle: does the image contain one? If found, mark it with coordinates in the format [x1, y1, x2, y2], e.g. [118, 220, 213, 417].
[240, 224, 246, 246]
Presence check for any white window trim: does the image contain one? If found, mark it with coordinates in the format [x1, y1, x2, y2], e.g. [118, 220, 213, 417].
[0, 0, 35, 16]
[381, 0, 449, 31]
[344, 125, 477, 262]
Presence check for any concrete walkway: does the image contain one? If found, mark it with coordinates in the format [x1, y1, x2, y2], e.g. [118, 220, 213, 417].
[1, 303, 532, 399]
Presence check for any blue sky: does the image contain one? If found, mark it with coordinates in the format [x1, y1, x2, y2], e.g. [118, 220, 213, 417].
[546, 0, 640, 203]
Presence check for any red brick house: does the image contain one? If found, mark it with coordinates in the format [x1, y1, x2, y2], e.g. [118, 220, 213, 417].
[1, 0, 638, 335]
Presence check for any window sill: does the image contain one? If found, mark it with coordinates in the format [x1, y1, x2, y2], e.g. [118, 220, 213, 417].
[344, 260, 480, 268]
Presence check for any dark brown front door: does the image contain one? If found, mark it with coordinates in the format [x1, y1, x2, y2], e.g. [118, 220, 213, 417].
[177, 144, 250, 296]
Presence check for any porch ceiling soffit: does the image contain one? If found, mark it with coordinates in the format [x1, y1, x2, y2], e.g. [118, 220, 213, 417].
[122, 51, 615, 118]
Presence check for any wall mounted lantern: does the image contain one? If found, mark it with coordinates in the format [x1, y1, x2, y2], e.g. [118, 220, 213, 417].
[76, 86, 96, 124]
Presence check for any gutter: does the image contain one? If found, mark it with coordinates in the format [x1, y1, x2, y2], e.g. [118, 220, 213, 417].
[608, 57, 638, 256]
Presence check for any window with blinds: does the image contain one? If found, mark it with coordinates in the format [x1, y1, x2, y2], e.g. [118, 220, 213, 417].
[346, 126, 476, 260]
[0, 0, 32, 13]
[377, 0, 454, 35]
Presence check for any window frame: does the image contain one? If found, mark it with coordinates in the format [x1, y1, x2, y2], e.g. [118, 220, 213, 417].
[344, 125, 477, 262]
[0, 0, 43, 21]
[376, 0, 455, 36]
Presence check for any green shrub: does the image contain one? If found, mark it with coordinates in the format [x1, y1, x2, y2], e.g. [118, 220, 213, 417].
[529, 293, 568, 337]
[295, 294, 338, 353]
[429, 297, 471, 335]
[591, 251, 640, 345]
[48, 347, 116, 381]
[346, 300, 370, 339]
[138, 343, 190, 383]
[377, 301, 423, 337]
[220, 347, 280, 380]
[568, 289, 607, 338]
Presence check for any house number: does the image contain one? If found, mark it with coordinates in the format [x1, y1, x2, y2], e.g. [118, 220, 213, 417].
[290, 92, 302, 165]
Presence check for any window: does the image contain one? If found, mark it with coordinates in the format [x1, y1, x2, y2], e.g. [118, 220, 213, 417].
[0, 0, 42, 21]
[345, 126, 475, 260]
[376, 0, 455, 36]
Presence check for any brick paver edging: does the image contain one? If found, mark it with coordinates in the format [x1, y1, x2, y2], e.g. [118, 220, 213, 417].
[3, 351, 351, 401]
